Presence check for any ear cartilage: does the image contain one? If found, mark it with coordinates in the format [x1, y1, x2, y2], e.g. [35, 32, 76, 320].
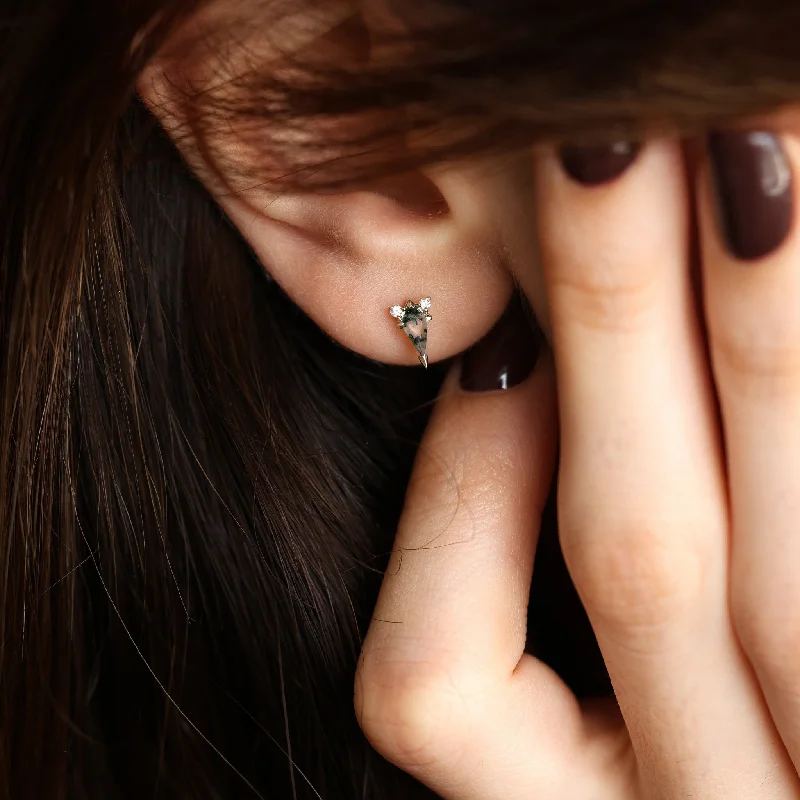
[389, 297, 432, 368]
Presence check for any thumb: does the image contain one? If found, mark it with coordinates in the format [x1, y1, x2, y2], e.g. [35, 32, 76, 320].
[356, 300, 624, 799]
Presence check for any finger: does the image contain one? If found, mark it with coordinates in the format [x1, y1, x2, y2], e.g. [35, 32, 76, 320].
[535, 139, 798, 797]
[355, 300, 634, 800]
[699, 114, 800, 784]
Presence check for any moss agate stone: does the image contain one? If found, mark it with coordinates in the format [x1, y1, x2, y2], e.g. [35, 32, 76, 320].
[389, 298, 432, 368]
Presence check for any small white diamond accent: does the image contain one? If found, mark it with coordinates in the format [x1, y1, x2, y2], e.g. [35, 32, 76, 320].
[419, 297, 431, 311]
[389, 305, 404, 318]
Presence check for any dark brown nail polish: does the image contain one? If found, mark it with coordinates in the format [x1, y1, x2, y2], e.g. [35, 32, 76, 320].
[708, 131, 794, 261]
[559, 142, 640, 186]
[461, 295, 541, 392]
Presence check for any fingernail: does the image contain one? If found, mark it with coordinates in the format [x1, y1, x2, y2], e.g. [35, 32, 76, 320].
[708, 131, 794, 261]
[461, 295, 541, 392]
[559, 141, 640, 186]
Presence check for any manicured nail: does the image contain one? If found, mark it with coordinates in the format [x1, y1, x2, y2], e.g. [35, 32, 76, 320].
[559, 141, 640, 186]
[708, 131, 794, 261]
[461, 295, 541, 392]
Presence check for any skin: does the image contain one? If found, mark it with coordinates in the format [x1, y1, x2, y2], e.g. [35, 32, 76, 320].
[357, 131, 800, 798]
[143, 3, 800, 797]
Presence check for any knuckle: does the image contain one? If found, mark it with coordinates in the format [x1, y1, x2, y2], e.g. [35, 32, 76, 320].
[550, 253, 660, 334]
[355, 651, 474, 771]
[732, 581, 800, 686]
[712, 320, 800, 397]
[561, 513, 709, 635]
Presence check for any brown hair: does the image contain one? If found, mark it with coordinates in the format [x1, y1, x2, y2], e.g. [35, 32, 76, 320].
[0, 0, 797, 797]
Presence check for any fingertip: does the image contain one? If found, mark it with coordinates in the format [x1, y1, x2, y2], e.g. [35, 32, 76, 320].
[460, 294, 543, 393]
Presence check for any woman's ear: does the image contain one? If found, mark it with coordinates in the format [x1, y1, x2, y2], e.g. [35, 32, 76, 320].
[207, 165, 518, 366]
[137, 3, 521, 366]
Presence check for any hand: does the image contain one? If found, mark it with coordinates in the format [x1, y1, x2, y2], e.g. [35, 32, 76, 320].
[355, 116, 800, 799]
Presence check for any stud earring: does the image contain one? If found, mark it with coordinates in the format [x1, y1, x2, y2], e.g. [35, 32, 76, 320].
[389, 297, 432, 368]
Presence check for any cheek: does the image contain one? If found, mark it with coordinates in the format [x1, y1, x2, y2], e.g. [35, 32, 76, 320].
[515, 255, 552, 345]
[451, 152, 552, 344]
